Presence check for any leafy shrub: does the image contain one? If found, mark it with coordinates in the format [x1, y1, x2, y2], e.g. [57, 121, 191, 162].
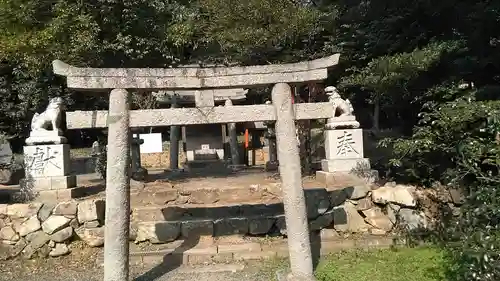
[383, 84, 500, 281]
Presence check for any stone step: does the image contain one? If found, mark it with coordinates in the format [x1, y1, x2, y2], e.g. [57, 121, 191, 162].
[130, 184, 282, 206]
[131, 186, 337, 222]
[96, 235, 398, 267]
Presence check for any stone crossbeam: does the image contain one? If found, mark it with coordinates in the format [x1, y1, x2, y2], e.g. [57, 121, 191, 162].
[52, 54, 340, 89]
[66, 103, 334, 129]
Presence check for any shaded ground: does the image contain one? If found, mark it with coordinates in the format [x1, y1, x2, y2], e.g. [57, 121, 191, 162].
[0, 242, 273, 281]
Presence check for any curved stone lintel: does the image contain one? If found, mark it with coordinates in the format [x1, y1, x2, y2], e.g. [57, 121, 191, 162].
[53, 54, 340, 89]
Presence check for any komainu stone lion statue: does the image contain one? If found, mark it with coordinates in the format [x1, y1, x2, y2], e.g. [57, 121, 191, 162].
[325, 86, 354, 116]
[31, 97, 63, 132]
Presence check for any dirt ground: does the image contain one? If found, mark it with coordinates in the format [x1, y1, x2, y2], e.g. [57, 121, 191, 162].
[0, 242, 277, 281]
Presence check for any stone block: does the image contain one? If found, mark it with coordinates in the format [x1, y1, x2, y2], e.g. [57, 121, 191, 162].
[213, 218, 248, 236]
[187, 252, 232, 265]
[6, 203, 42, 219]
[26, 230, 50, 250]
[248, 217, 275, 235]
[328, 189, 348, 207]
[195, 90, 215, 107]
[20, 175, 76, 191]
[41, 215, 71, 234]
[23, 144, 71, 178]
[181, 220, 214, 238]
[50, 226, 73, 242]
[344, 185, 371, 200]
[135, 222, 181, 243]
[38, 203, 55, 222]
[75, 227, 104, 247]
[0, 226, 19, 241]
[324, 129, 364, 160]
[77, 199, 105, 224]
[16, 216, 41, 237]
[332, 202, 369, 233]
[275, 215, 287, 235]
[233, 251, 276, 261]
[218, 242, 261, 254]
[304, 188, 331, 219]
[49, 243, 70, 257]
[371, 186, 416, 207]
[239, 204, 284, 217]
[316, 170, 378, 186]
[53, 201, 78, 217]
[309, 211, 334, 231]
[321, 158, 371, 173]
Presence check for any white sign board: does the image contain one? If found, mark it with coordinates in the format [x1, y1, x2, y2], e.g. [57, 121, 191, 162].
[135, 133, 163, 154]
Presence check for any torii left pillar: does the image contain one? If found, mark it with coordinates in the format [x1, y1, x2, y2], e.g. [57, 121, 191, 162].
[104, 89, 131, 281]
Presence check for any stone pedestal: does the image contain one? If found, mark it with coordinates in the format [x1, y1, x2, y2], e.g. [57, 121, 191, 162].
[21, 144, 76, 190]
[25, 130, 67, 146]
[317, 127, 376, 185]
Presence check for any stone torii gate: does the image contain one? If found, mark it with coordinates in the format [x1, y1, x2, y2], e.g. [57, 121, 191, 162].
[53, 54, 340, 281]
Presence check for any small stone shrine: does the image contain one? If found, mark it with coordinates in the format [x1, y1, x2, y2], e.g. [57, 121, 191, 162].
[316, 86, 375, 183]
[21, 97, 76, 193]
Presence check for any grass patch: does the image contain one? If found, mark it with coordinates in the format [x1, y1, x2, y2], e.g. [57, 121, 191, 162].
[259, 247, 447, 281]
[315, 247, 447, 281]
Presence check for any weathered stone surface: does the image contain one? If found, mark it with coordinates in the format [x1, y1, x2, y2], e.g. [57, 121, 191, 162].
[38, 203, 55, 222]
[449, 188, 466, 205]
[275, 215, 287, 236]
[22, 245, 36, 259]
[69, 218, 79, 229]
[135, 222, 180, 244]
[77, 199, 105, 223]
[84, 220, 100, 228]
[0, 226, 19, 241]
[305, 188, 331, 219]
[50, 226, 73, 242]
[398, 208, 427, 230]
[371, 186, 416, 207]
[319, 228, 340, 240]
[181, 220, 214, 238]
[49, 243, 70, 257]
[387, 204, 399, 224]
[53, 201, 78, 217]
[188, 189, 220, 204]
[332, 202, 369, 233]
[10, 238, 27, 257]
[213, 218, 248, 236]
[42, 216, 71, 235]
[309, 211, 334, 231]
[27, 231, 50, 250]
[328, 189, 348, 207]
[53, 55, 340, 90]
[369, 228, 387, 235]
[363, 208, 393, 232]
[48, 240, 55, 248]
[0, 244, 12, 260]
[75, 227, 104, 247]
[38, 244, 51, 258]
[16, 216, 41, 237]
[355, 198, 374, 211]
[345, 185, 371, 200]
[7, 203, 42, 219]
[248, 217, 275, 235]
